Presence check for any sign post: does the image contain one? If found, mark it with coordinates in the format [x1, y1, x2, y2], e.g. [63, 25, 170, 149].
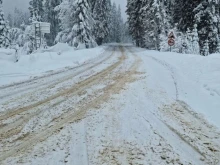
[32, 22, 51, 50]
[168, 31, 175, 52]
[168, 39, 175, 51]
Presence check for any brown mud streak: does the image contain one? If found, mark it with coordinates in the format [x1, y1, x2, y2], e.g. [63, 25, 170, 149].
[0, 47, 115, 101]
[0, 49, 118, 122]
[0, 46, 141, 162]
[0, 46, 113, 90]
[160, 102, 220, 164]
[0, 51, 123, 139]
[0, 50, 121, 140]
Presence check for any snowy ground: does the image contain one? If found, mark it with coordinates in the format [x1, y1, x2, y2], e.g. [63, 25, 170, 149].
[0, 43, 105, 86]
[0, 44, 220, 165]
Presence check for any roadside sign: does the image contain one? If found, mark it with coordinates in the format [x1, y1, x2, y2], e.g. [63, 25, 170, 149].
[33, 22, 51, 34]
[40, 22, 51, 34]
[168, 32, 175, 39]
[32, 22, 51, 50]
[168, 39, 175, 46]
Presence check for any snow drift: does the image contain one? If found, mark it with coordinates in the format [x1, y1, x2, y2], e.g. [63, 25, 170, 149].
[138, 49, 220, 128]
[0, 46, 104, 86]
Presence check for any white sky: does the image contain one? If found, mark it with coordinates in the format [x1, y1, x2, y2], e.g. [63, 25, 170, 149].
[3, 0, 29, 15]
[3, 0, 127, 20]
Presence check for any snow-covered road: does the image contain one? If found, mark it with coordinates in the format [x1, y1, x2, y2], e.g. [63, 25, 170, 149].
[0, 45, 220, 165]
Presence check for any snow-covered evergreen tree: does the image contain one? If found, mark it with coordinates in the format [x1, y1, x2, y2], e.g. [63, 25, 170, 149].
[71, 0, 96, 48]
[217, 39, 220, 53]
[173, 0, 184, 25]
[23, 24, 35, 54]
[106, 2, 117, 43]
[126, 0, 146, 47]
[88, 0, 96, 13]
[55, 0, 77, 45]
[29, 0, 44, 22]
[126, 0, 220, 55]
[115, 5, 123, 43]
[0, 0, 10, 48]
[191, 24, 200, 54]
[44, 0, 62, 46]
[181, 35, 189, 54]
[7, 13, 13, 27]
[203, 39, 209, 56]
[121, 22, 132, 43]
[93, 0, 111, 45]
[9, 28, 23, 45]
[194, 0, 220, 54]
[127, 0, 171, 49]
[152, 0, 171, 50]
[176, 0, 201, 32]
[102, 2, 124, 43]
[7, 9, 29, 28]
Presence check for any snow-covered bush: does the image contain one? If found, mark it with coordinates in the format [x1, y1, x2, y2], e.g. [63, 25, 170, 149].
[20, 25, 35, 54]
[9, 28, 25, 47]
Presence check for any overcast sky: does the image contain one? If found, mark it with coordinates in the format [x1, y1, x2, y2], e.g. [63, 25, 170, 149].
[3, 0, 127, 20]
[3, 0, 29, 15]
[112, 0, 127, 20]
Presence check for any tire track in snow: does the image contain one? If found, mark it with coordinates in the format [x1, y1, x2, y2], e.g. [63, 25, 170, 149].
[142, 53, 220, 164]
[0, 46, 113, 90]
[0, 46, 141, 162]
[146, 55, 179, 100]
[0, 47, 115, 102]
[0, 48, 117, 121]
[0, 49, 120, 139]
[160, 101, 220, 164]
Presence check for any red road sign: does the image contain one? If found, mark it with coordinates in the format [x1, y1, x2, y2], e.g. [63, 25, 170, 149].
[168, 39, 175, 46]
[168, 32, 175, 39]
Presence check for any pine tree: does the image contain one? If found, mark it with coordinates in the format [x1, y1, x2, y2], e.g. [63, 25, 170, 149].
[71, 0, 96, 48]
[0, 0, 10, 48]
[29, 0, 44, 22]
[203, 39, 209, 56]
[151, 0, 171, 50]
[177, 0, 201, 32]
[55, 0, 75, 45]
[88, 0, 96, 13]
[216, 40, 220, 53]
[191, 24, 200, 54]
[194, 0, 220, 54]
[127, 0, 171, 49]
[103, 0, 112, 43]
[44, 0, 62, 46]
[7, 9, 30, 28]
[140, 0, 154, 48]
[126, 0, 220, 55]
[106, 3, 125, 43]
[121, 22, 132, 43]
[115, 5, 123, 43]
[7, 13, 13, 27]
[126, 0, 146, 47]
[109, 2, 118, 42]
[93, 0, 111, 45]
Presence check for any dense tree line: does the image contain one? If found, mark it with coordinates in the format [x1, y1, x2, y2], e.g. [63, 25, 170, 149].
[0, 0, 127, 52]
[127, 0, 220, 55]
